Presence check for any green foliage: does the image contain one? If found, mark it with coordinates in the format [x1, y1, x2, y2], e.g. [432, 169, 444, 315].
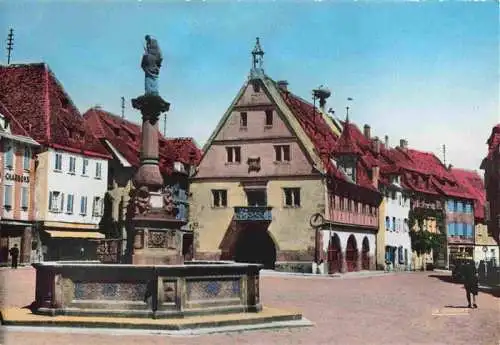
[409, 230, 446, 256]
[408, 207, 445, 233]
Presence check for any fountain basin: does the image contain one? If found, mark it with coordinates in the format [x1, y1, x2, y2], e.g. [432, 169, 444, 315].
[32, 260, 262, 319]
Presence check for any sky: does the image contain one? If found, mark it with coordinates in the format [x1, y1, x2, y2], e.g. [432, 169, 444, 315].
[1, 0, 498, 171]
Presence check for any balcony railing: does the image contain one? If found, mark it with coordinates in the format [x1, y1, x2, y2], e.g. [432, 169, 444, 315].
[328, 209, 378, 228]
[234, 206, 273, 221]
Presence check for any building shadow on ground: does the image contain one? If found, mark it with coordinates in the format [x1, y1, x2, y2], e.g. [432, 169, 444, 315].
[428, 273, 500, 298]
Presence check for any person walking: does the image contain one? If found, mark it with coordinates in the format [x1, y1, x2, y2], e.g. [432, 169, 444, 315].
[9, 244, 19, 269]
[462, 260, 479, 308]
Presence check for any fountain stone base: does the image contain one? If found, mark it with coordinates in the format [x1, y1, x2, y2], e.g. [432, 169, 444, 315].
[32, 261, 262, 319]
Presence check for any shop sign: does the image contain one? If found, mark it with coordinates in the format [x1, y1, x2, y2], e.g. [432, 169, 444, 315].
[4, 172, 29, 183]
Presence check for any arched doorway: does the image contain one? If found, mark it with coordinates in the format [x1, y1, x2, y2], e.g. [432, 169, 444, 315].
[361, 237, 370, 270]
[346, 235, 358, 272]
[328, 234, 342, 274]
[234, 228, 276, 269]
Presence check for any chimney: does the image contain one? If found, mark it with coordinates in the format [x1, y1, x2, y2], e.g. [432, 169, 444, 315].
[363, 124, 371, 139]
[384, 135, 389, 148]
[277, 80, 288, 92]
[399, 139, 408, 150]
[373, 136, 380, 154]
[372, 166, 380, 189]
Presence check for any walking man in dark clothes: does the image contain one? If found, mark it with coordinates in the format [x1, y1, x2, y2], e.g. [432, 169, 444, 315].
[9, 244, 19, 269]
[462, 260, 479, 308]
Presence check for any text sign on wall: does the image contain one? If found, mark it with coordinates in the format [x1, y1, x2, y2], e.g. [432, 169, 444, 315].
[4, 172, 29, 183]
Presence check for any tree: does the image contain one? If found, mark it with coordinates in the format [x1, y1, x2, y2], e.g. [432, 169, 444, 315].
[410, 230, 446, 270]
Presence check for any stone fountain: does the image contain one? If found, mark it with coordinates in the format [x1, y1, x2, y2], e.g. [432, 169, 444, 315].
[28, 35, 264, 320]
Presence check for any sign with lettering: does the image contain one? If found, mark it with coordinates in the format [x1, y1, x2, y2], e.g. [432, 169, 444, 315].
[4, 172, 29, 183]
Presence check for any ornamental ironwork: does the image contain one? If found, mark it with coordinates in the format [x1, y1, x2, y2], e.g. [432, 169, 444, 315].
[234, 206, 272, 221]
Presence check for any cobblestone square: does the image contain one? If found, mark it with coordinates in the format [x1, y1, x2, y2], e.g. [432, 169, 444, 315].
[1, 268, 499, 345]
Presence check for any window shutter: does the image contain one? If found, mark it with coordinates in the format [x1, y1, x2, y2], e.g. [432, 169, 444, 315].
[48, 192, 53, 211]
[60, 193, 65, 212]
[100, 198, 104, 216]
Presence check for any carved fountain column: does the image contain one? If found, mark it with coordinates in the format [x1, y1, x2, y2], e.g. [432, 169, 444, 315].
[128, 94, 187, 265]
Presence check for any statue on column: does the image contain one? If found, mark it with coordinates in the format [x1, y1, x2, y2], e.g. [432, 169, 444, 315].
[141, 35, 163, 95]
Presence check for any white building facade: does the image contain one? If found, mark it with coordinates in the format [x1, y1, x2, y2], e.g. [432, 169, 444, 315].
[382, 177, 412, 270]
[34, 148, 109, 260]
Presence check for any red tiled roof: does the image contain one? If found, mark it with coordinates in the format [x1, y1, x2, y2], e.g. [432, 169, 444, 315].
[450, 168, 486, 220]
[0, 63, 111, 159]
[0, 101, 31, 137]
[83, 108, 202, 174]
[278, 89, 378, 191]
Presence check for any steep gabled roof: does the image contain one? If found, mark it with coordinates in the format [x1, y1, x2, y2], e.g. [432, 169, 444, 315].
[0, 63, 111, 159]
[0, 101, 40, 146]
[450, 168, 486, 220]
[83, 107, 202, 174]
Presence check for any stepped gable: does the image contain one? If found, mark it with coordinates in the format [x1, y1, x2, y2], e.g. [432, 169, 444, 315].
[0, 101, 32, 137]
[450, 168, 486, 220]
[0, 63, 111, 159]
[83, 108, 202, 174]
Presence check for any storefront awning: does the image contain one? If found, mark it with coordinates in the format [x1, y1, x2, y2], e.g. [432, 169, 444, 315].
[44, 230, 105, 239]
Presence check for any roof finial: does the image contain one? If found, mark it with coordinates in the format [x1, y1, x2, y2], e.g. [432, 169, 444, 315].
[250, 37, 265, 77]
[345, 97, 353, 123]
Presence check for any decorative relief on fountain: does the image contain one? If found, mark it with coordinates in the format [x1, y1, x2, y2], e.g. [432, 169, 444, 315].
[162, 186, 177, 217]
[73, 282, 147, 301]
[186, 279, 241, 301]
[162, 280, 176, 304]
[133, 230, 144, 249]
[148, 231, 167, 248]
[132, 186, 152, 216]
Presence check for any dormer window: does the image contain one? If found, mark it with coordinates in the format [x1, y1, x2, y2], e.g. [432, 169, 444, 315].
[339, 156, 356, 183]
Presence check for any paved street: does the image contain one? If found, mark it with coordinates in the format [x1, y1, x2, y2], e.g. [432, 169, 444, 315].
[1, 268, 499, 345]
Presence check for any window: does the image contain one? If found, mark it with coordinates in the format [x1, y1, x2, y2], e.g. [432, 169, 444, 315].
[465, 203, 472, 214]
[211, 190, 227, 208]
[69, 157, 76, 174]
[48, 191, 64, 212]
[392, 217, 396, 231]
[226, 147, 241, 163]
[385, 216, 390, 230]
[283, 188, 300, 207]
[4, 141, 13, 168]
[82, 159, 89, 176]
[54, 153, 62, 171]
[80, 196, 88, 215]
[447, 200, 454, 212]
[274, 145, 290, 162]
[265, 110, 273, 126]
[457, 201, 463, 213]
[246, 189, 267, 206]
[240, 112, 247, 127]
[66, 194, 74, 214]
[23, 147, 30, 170]
[95, 162, 102, 179]
[466, 224, 473, 238]
[403, 218, 409, 232]
[21, 186, 29, 209]
[4, 185, 12, 208]
[93, 196, 103, 217]
[457, 223, 464, 237]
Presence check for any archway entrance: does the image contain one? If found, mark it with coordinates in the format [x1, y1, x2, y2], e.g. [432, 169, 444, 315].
[328, 234, 342, 274]
[346, 235, 358, 272]
[234, 228, 276, 269]
[361, 237, 370, 270]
